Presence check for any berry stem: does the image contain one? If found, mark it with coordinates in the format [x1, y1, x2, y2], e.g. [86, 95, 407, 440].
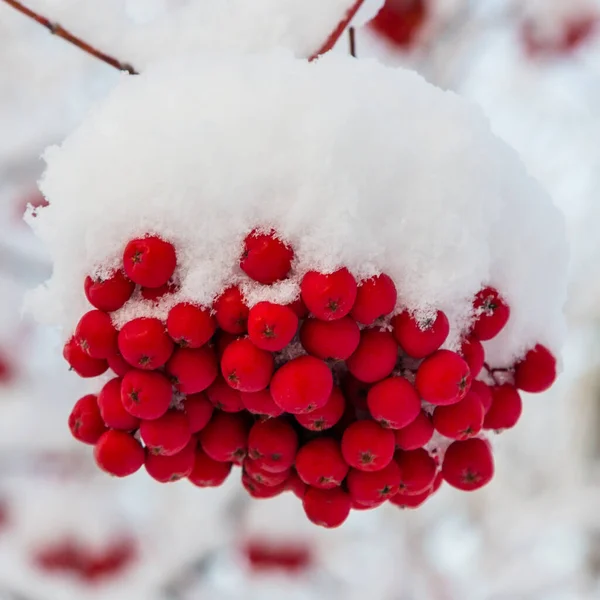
[1, 0, 138, 74]
[308, 0, 366, 61]
[349, 27, 357, 57]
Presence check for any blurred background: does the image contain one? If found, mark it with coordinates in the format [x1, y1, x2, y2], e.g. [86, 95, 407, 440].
[1, 0, 600, 598]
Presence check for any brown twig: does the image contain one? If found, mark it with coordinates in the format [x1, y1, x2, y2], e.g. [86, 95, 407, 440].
[2, 0, 138, 74]
[349, 26, 357, 57]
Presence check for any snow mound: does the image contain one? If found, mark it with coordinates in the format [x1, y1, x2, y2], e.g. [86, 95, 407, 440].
[28, 51, 568, 365]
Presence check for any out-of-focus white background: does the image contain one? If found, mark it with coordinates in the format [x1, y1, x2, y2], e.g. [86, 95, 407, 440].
[1, 1, 600, 598]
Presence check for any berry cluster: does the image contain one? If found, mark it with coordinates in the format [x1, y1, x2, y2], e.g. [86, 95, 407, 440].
[65, 229, 557, 528]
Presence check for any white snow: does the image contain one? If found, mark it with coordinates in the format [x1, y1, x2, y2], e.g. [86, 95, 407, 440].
[28, 50, 568, 367]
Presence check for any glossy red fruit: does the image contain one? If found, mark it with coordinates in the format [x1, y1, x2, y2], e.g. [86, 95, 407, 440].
[341, 373, 370, 411]
[123, 236, 176, 288]
[84, 270, 134, 312]
[459, 336, 485, 378]
[145, 440, 196, 482]
[442, 438, 494, 491]
[287, 298, 309, 319]
[299, 317, 360, 360]
[242, 473, 288, 499]
[433, 391, 484, 440]
[367, 376, 421, 429]
[166, 303, 216, 348]
[389, 488, 431, 509]
[295, 438, 348, 489]
[347, 460, 401, 505]
[394, 410, 434, 451]
[415, 350, 471, 405]
[75, 310, 118, 359]
[97, 377, 140, 430]
[221, 338, 274, 392]
[206, 377, 244, 412]
[248, 302, 298, 352]
[471, 287, 510, 341]
[166, 346, 218, 394]
[484, 384, 522, 431]
[391, 310, 449, 359]
[302, 487, 351, 528]
[369, 0, 427, 48]
[270, 355, 333, 414]
[341, 420, 395, 472]
[106, 352, 132, 377]
[94, 431, 145, 477]
[470, 380, 493, 413]
[514, 344, 557, 393]
[346, 329, 398, 383]
[300, 269, 357, 321]
[68, 395, 107, 444]
[213, 287, 249, 334]
[198, 412, 249, 463]
[240, 230, 293, 284]
[182, 393, 214, 433]
[244, 459, 290, 487]
[121, 370, 172, 420]
[295, 386, 345, 431]
[248, 419, 298, 472]
[395, 449, 437, 495]
[118, 318, 173, 369]
[286, 471, 307, 499]
[63, 338, 108, 378]
[140, 281, 178, 303]
[240, 389, 284, 418]
[188, 448, 232, 487]
[140, 410, 191, 456]
[351, 274, 397, 325]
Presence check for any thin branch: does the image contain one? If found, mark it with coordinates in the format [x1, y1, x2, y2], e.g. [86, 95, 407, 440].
[309, 0, 366, 61]
[349, 26, 357, 57]
[1, 0, 138, 74]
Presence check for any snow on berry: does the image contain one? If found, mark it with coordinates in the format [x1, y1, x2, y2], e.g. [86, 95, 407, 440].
[28, 50, 568, 526]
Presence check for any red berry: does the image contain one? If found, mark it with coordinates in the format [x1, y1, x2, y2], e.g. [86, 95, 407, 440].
[391, 310, 449, 359]
[94, 431, 144, 477]
[394, 411, 434, 451]
[75, 310, 118, 359]
[84, 270, 134, 312]
[514, 344, 557, 393]
[240, 389, 284, 418]
[123, 236, 176, 288]
[242, 473, 288, 499]
[459, 336, 485, 378]
[198, 412, 249, 463]
[248, 419, 298, 472]
[299, 316, 360, 360]
[166, 346, 218, 394]
[389, 488, 431, 509]
[347, 460, 401, 505]
[145, 440, 196, 482]
[471, 287, 510, 341]
[369, 0, 427, 48]
[166, 303, 216, 348]
[295, 386, 345, 431]
[98, 377, 140, 430]
[341, 420, 395, 472]
[367, 376, 421, 429]
[270, 355, 333, 414]
[118, 318, 173, 369]
[140, 409, 191, 456]
[341, 373, 370, 411]
[63, 338, 108, 378]
[240, 230, 293, 284]
[395, 449, 437, 495]
[295, 438, 348, 489]
[68, 395, 107, 444]
[182, 393, 213, 433]
[433, 391, 484, 440]
[415, 350, 471, 405]
[484, 384, 522, 430]
[247, 302, 298, 352]
[351, 274, 397, 325]
[244, 459, 291, 487]
[286, 471, 307, 499]
[106, 352, 132, 377]
[188, 448, 232, 487]
[206, 377, 244, 412]
[300, 268, 357, 321]
[346, 329, 398, 383]
[302, 487, 351, 528]
[442, 438, 494, 491]
[470, 380, 493, 413]
[121, 370, 172, 420]
[141, 281, 178, 302]
[213, 287, 248, 334]
[221, 338, 274, 392]
[287, 298, 309, 319]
